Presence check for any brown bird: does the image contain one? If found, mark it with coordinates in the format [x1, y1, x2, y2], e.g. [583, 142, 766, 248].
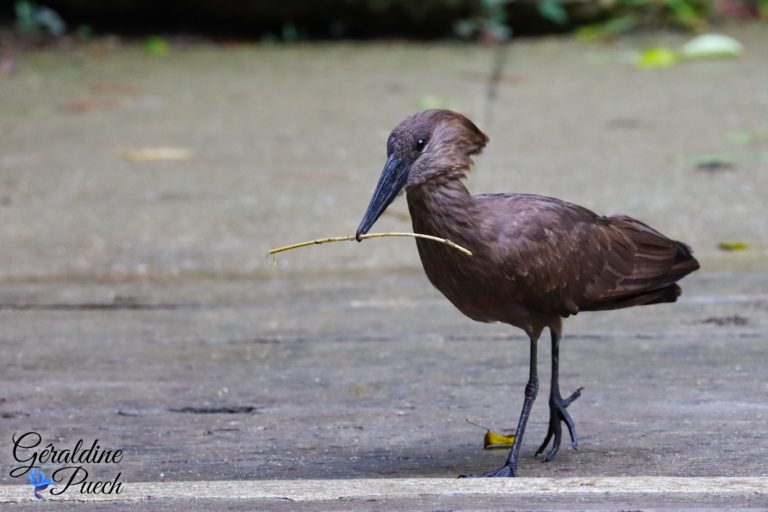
[355, 109, 700, 477]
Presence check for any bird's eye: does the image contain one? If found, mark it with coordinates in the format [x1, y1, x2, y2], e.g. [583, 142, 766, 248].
[416, 139, 427, 152]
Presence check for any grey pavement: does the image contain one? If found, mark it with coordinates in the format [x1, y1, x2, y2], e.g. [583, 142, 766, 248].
[1, 25, 768, 510]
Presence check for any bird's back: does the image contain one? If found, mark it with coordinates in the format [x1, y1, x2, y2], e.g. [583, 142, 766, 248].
[408, 189, 699, 326]
[473, 193, 700, 317]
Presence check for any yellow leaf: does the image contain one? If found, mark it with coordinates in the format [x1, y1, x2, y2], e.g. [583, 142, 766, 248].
[466, 418, 516, 450]
[636, 47, 678, 69]
[718, 242, 749, 251]
[484, 430, 516, 450]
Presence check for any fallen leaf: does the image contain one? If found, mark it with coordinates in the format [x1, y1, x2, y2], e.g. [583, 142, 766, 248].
[636, 47, 678, 69]
[484, 430, 516, 450]
[117, 147, 192, 162]
[717, 242, 749, 251]
[679, 34, 743, 60]
[144, 36, 170, 56]
[466, 418, 516, 450]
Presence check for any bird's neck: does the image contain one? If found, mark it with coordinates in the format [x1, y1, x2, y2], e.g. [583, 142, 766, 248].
[405, 179, 475, 240]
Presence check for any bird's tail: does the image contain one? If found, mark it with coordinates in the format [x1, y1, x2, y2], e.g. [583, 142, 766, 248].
[586, 216, 699, 311]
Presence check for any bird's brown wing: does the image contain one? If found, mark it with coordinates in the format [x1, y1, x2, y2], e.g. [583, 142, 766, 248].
[584, 215, 700, 310]
[482, 194, 699, 317]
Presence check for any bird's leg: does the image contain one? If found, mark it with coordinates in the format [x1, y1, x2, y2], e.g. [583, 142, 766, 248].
[461, 335, 539, 478]
[535, 328, 583, 462]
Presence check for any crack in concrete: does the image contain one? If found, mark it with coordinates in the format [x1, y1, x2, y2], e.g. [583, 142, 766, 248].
[483, 43, 508, 128]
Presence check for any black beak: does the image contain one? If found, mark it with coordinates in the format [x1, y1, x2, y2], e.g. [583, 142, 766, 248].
[355, 155, 409, 241]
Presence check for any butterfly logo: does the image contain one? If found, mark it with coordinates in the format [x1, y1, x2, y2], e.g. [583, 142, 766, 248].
[28, 468, 55, 500]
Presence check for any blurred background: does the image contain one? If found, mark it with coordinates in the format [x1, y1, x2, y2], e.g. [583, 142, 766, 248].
[2, 0, 768, 39]
[0, 0, 766, 281]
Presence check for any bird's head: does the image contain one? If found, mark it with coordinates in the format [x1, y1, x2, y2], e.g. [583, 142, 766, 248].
[355, 109, 488, 240]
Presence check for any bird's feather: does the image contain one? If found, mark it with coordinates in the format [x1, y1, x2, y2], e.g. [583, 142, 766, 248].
[477, 194, 699, 317]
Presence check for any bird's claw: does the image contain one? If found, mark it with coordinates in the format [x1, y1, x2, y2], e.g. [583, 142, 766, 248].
[535, 387, 583, 462]
[459, 465, 516, 478]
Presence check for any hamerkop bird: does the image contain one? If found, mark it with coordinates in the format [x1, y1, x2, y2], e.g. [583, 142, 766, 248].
[355, 109, 700, 477]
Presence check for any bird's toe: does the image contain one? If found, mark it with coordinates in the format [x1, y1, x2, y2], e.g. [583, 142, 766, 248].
[563, 387, 584, 407]
[537, 388, 583, 462]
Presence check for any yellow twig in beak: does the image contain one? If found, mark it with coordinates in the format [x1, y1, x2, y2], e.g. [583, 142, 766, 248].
[268, 232, 473, 259]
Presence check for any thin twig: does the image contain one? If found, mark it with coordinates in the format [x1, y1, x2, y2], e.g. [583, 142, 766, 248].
[268, 232, 473, 259]
[464, 418, 490, 431]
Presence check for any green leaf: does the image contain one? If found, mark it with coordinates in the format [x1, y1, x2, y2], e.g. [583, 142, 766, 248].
[759, 0, 768, 19]
[15, 1, 38, 33]
[281, 23, 299, 43]
[538, 0, 569, 25]
[75, 24, 93, 41]
[15, 1, 66, 35]
[665, 0, 704, 29]
[576, 16, 638, 41]
[34, 5, 66, 35]
[143, 36, 169, 56]
[636, 47, 679, 69]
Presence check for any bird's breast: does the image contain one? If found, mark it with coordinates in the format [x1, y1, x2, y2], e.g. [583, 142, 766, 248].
[415, 233, 529, 323]
[405, 182, 539, 327]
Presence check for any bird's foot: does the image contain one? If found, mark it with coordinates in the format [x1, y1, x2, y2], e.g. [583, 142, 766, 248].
[458, 464, 516, 478]
[535, 387, 583, 462]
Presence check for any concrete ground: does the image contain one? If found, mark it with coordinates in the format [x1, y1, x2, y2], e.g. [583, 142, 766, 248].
[1, 24, 767, 510]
